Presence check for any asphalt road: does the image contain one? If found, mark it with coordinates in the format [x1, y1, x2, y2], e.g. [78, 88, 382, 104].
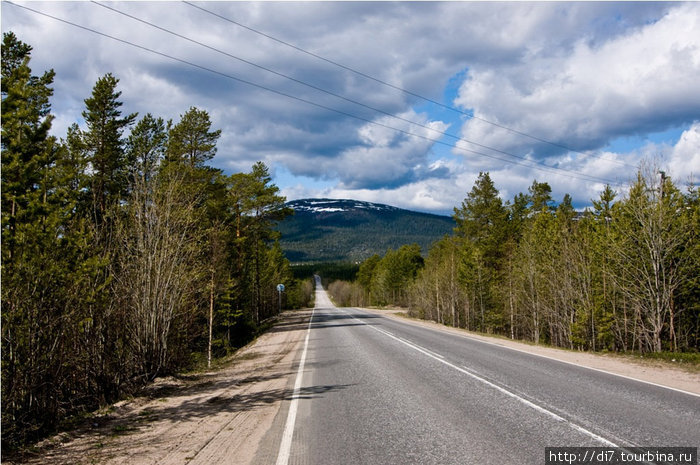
[271, 280, 699, 465]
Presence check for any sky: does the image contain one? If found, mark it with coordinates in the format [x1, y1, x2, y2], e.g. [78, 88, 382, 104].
[3, 1, 699, 215]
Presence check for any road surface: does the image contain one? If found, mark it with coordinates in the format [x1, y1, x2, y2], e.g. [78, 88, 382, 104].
[258, 277, 699, 465]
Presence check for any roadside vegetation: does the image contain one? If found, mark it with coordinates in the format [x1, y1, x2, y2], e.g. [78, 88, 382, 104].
[328, 172, 699, 357]
[1, 32, 314, 451]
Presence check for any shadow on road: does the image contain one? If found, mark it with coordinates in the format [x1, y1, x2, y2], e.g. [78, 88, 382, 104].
[269, 310, 380, 333]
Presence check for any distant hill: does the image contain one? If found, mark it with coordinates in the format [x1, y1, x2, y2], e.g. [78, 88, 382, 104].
[275, 199, 455, 263]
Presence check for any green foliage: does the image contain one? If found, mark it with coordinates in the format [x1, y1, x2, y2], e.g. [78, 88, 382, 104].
[1, 33, 296, 451]
[453, 172, 509, 332]
[166, 106, 220, 167]
[410, 236, 465, 326]
[528, 179, 554, 213]
[357, 254, 380, 289]
[126, 113, 169, 183]
[363, 244, 424, 307]
[81, 73, 137, 219]
[407, 169, 699, 356]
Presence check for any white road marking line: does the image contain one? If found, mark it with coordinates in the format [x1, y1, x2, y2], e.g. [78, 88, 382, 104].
[275, 307, 315, 465]
[370, 308, 700, 399]
[342, 309, 619, 447]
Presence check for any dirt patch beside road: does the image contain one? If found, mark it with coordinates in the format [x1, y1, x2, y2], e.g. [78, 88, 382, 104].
[7, 309, 312, 465]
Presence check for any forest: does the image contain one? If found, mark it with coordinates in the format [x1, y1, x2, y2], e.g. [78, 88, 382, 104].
[1, 32, 314, 449]
[329, 170, 700, 357]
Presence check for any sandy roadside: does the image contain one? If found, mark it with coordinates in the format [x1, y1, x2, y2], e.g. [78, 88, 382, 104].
[5, 309, 312, 465]
[361, 307, 700, 396]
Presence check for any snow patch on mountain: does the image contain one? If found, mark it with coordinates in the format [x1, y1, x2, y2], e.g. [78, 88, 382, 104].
[287, 198, 400, 214]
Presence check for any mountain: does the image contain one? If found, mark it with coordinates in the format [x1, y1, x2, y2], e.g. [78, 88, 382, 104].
[275, 199, 456, 263]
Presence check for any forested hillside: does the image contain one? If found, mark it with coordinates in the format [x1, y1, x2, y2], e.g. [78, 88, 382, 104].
[1, 33, 313, 449]
[329, 172, 700, 355]
[277, 199, 455, 262]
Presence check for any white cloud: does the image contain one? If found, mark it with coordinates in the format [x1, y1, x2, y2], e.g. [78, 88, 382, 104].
[668, 122, 700, 185]
[331, 110, 449, 189]
[455, 3, 700, 160]
[3, 1, 696, 214]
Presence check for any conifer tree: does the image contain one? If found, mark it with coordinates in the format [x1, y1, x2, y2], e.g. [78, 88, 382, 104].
[126, 113, 169, 185]
[528, 179, 554, 213]
[454, 172, 508, 331]
[81, 73, 137, 222]
[1, 32, 56, 264]
[1, 31, 64, 448]
[166, 106, 221, 167]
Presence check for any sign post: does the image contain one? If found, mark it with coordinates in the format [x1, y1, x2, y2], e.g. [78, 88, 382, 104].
[276, 283, 285, 313]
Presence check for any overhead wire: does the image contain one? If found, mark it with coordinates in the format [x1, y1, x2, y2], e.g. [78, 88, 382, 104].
[183, 0, 637, 170]
[90, 1, 621, 186]
[6, 1, 622, 187]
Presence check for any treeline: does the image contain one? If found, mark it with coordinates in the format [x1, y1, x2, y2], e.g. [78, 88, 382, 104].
[327, 244, 424, 308]
[291, 262, 360, 284]
[1, 32, 312, 449]
[333, 171, 699, 354]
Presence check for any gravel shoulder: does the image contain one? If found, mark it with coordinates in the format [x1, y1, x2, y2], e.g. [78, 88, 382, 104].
[5, 309, 312, 465]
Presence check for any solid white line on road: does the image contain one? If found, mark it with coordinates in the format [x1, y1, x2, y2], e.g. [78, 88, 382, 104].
[373, 308, 700, 399]
[342, 309, 620, 448]
[275, 307, 315, 465]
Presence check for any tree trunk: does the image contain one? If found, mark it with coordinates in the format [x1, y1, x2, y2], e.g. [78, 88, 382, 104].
[208, 270, 214, 369]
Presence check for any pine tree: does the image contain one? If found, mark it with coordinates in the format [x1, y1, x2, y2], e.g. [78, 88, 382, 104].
[1, 31, 67, 448]
[126, 113, 169, 185]
[1, 32, 56, 265]
[227, 162, 292, 324]
[81, 73, 137, 222]
[528, 180, 554, 213]
[166, 106, 221, 167]
[453, 172, 508, 332]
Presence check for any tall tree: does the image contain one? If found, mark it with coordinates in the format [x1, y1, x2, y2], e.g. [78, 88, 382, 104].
[609, 167, 690, 352]
[166, 106, 221, 168]
[116, 167, 201, 379]
[590, 185, 621, 351]
[81, 73, 137, 222]
[126, 113, 169, 185]
[411, 236, 464, 327]
[528, 179, 554, 213]
[675, 183, 700, 351]
[227, 162, 291, 323]
[453, 172, 508, 332]
[1, 32, 56, 264]
[372, 244, 424, 307]
[1, 31, 66, 448]
[454, 172, 507, 246]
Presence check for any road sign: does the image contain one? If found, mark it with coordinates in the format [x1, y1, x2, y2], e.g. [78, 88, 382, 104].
[277, 283, 285, 292]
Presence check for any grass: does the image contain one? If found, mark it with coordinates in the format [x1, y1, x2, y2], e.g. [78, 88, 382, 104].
[637, 351, 700, 368]
[109, 424, 137, 437]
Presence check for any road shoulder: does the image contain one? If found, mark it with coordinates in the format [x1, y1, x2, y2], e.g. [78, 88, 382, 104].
[360, 307, 700, 396]
[6, 309, 312, 465]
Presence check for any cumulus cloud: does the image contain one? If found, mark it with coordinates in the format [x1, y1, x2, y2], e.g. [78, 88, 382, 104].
[2, 1, 696, 213]
[668, 122, 700, 185]
[455, 2, 700, 160]
[332, 110, 450, 189]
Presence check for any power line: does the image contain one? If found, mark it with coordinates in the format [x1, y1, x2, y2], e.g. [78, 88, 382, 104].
[91, 1, 620, 185]
[6, 1, 622, 187]
[183, 0, 637, 170]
